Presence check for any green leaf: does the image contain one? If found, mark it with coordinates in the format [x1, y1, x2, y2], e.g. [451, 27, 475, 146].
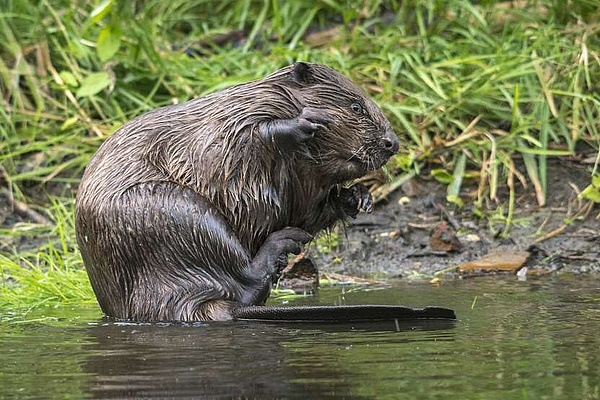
[431, 169, 453, 184]
[90, 0, 113, 23]
[592, 174, 600, 188]
[446, 194, 464, 208]
[514, 148, 572, 156]
[97, 25, 121, 62]
[58, 71, 78, 87]
[76, 72, 111, 97]
[448, 152, 466, 197]
[580, 185, 600, 203]
[60, 116, 79, 131]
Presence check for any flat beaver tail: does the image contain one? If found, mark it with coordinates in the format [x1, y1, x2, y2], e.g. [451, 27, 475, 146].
[230, 305, 457, 322]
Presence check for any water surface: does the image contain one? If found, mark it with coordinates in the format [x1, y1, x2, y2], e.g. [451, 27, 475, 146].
[1, 276, 599, 399]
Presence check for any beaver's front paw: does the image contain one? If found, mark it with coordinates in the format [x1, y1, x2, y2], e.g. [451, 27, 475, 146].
[252, 227, 313, 276]
[297, 107, 334, 132]
[260, 108, 332, 152]
[338, 184, 373, 219]
[242, 227, 312, 306]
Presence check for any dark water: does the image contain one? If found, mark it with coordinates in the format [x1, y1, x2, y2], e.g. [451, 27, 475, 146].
[1, 276, 600, 399]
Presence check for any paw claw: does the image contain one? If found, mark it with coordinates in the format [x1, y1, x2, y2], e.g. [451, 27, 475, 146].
[339, 184, 373, 217]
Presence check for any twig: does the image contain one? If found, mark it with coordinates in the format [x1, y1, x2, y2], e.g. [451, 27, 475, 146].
[443, 115, 482, 147]
[433, 202, 461, 230]
[407, 250, 451, 258]
[535, 198, 595, 243]
[371, 170, 416, 203]
[434, 265, 459, 276]
[0, 187, 52, 225]
[535, 224, 569, 243]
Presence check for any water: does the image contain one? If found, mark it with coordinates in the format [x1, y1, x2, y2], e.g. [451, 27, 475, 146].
[1, 276, 599, 399]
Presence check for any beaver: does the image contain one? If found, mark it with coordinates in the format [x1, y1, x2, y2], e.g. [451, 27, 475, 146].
[75, 62, 400, 322]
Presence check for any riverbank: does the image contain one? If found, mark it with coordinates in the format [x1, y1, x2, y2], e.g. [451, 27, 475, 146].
[308, 159, 600, 282]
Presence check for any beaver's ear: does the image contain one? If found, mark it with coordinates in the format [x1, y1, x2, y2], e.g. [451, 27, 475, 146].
[291, 62, 314, 85]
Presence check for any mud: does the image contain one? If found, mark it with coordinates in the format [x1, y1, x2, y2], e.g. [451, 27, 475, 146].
[308, 159, 600, 279]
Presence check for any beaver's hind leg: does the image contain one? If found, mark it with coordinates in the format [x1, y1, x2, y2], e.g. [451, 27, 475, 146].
[90, 182, 310, 321]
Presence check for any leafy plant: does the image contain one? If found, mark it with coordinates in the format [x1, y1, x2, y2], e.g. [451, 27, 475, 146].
[580, 174, 600, 203]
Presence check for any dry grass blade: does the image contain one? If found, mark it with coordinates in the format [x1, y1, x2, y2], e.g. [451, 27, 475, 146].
[532, 50, 558, 118]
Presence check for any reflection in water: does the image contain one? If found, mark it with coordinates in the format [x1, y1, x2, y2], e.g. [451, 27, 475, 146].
[83, 318, 456, 398]
[84, 322, 299, 398]
[1, 277, 599, 399]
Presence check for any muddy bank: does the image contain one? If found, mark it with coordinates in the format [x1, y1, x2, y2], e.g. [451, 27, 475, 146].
[308, 160, 600, 279]
[2, 161, 599, 279]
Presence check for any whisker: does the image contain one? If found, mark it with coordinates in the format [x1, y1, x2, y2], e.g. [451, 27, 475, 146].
[346, 145, 365, 162]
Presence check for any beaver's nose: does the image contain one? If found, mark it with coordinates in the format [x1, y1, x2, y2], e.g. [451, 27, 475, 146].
[382, 128, 399, 154]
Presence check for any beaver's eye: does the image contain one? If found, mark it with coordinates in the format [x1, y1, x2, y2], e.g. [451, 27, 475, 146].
[350, 102, 363, 115]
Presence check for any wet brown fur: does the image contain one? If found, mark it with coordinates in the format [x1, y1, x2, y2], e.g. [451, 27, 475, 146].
[75, 62, 397, 322]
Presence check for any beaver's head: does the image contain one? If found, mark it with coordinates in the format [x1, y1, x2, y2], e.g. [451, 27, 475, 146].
[288, 62, 399, 183]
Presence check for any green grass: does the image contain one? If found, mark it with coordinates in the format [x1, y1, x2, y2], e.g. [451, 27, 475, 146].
[1, 0, 599, 313]
[0, 197, 96, 320]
